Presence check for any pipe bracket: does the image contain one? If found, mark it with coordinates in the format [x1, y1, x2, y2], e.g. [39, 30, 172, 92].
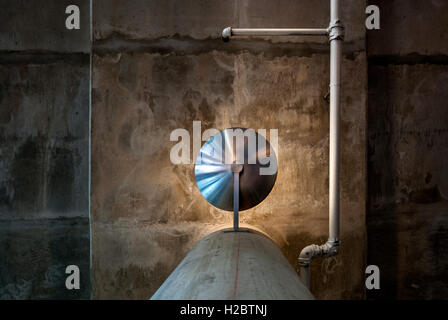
[328, 20, 345, 42]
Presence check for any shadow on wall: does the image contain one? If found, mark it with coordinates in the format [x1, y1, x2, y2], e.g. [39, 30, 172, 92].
[367, 62, 448, 299]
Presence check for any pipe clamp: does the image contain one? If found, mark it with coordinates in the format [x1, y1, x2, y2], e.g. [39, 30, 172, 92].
[328, 20, 345, 41]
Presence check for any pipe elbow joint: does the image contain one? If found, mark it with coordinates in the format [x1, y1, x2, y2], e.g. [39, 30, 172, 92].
[298, 240, 340, 267]
[298, 244, 321, 267]
[322, 240, 340, 257]
[222, 27, 232, 42]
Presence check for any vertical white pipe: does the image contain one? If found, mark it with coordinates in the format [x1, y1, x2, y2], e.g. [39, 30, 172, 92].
[300, 265, 310, 288]
[298, 0, 343, 288]
[329, 0, 341, 244]
[331, 0, 340, 23]
[329, 40, 341, 243]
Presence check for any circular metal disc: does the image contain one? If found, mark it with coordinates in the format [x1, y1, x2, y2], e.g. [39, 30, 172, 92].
[194, 128, 278, 211]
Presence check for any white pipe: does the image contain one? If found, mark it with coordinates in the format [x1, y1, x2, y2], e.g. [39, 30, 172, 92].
[222, 27, 328, 41]
[220, 0, 344, 290]
[298, 0, 343, 288]
[329, 0, 342, 242]
[329, 37, 341, 243]
[331, 0, 340, 22]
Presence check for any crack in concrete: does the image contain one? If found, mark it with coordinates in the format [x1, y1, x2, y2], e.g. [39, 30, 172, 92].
[368, 53, 448, 66]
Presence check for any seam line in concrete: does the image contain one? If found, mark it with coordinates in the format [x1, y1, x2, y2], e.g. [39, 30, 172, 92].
[92, 36, 365, 58]
[0, 52, 89, 65]
[368, 54, 448, 66]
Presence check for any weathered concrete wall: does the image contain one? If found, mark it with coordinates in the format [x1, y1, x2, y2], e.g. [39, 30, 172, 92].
[367, 1, 448, 299]
[367, 0, 448, 56]
[3, 0, 445, 301]
[92, 0, 367, 299]
[0, 0, 90, 53]
[0, 0, 90, 299]
[93, 0, 366, 44]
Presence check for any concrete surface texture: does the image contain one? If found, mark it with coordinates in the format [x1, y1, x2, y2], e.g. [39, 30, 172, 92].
[367, 0, 448, 299]
[91, 0, 367, 299]
[367, 0, 448, 56]
[93, 0, 366, 44]
[0, 0, 90, 53]
[151, 228, 314, 300]
[1, 0, 446, 301]
[0, 0, 90, 299]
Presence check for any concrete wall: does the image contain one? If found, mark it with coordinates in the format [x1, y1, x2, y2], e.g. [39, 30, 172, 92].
[91, 0, 367, 299]
[367, 0, 448, 299]
[1, 0, 445, 301]
[0, 0, 91, 299]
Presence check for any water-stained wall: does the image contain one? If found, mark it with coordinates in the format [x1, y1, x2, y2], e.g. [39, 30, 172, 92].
[91, 0, 367, 299]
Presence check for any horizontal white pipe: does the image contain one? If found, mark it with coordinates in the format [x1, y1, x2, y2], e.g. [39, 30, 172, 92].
[221, 27, 328, 40]
[231, 28, 328, 36]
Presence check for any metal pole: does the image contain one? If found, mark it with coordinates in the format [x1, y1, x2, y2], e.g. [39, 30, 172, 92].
[233, 171, 239, 230]
[231, 163, 243, 231]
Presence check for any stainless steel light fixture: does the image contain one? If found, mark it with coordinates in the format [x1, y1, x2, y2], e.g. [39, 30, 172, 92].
[194, 128, 278, 231]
